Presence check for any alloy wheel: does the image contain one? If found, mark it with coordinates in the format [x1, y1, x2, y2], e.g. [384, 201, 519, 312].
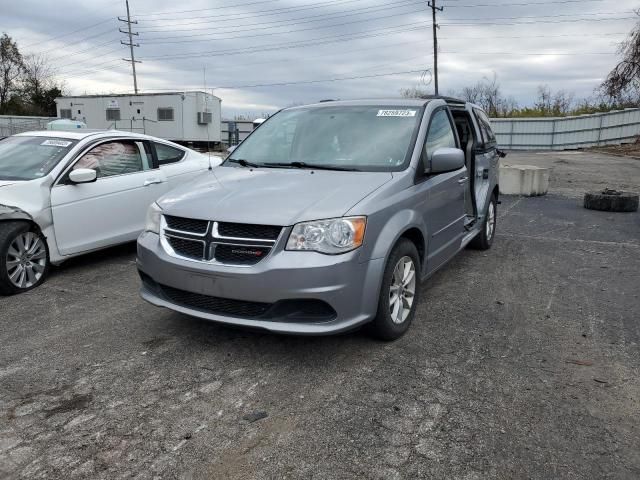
[6, 232, 47, 289]
[486, 201, 496, 241]
[389, 256, 416, 324]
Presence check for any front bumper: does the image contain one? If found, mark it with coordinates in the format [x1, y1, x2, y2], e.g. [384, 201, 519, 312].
[137, 232, 385, 334]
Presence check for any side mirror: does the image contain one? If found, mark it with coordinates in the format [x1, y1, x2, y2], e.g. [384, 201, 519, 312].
[430, 148, 465, 174]
[69, 168, 97, 184]
[226, 145, 237, 154]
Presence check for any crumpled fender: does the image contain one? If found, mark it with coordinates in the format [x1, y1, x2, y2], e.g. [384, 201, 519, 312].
[0, 204, 33, 222]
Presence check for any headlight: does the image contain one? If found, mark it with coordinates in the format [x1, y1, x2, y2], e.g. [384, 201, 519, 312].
[286, 216, 366, 254]
[144, 202, 162, 234]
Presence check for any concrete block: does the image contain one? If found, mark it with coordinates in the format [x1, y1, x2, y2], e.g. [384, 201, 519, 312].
[499, 164, 549, 196]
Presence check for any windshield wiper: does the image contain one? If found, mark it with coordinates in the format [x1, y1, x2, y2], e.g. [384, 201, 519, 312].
[226, 158, 262, 168]
[263, 161, 360, 171]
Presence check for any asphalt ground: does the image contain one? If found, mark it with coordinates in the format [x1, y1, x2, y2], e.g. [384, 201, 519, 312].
[1, 151, 639, 479]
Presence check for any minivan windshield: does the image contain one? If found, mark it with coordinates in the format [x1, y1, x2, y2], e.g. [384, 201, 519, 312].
[0, 136, 77, 181]
[227, 105, 423, 172]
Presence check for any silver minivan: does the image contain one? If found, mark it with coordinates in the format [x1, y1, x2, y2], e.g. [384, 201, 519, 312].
[137, 97, 500, 340]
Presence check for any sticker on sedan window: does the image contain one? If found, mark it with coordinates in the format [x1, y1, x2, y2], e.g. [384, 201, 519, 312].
[377, 110, 417, 117]
[41, 139, 72, 147]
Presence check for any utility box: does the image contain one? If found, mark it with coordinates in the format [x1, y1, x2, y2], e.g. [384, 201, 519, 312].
[54, 91, 221, 143]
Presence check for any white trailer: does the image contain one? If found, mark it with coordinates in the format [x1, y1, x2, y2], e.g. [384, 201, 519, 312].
[54, 91, 221, 143]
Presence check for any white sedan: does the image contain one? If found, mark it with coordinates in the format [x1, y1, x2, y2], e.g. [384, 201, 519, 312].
[0, 130, 220, 294]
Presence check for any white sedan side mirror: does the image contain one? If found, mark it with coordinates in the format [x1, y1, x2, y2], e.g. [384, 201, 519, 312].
[69, 168, 97, 184]
[226, 145, 237, 154]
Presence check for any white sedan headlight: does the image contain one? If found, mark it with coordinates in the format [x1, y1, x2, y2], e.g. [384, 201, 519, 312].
[144, 202, 163, 234]
[286, 216, 366, 254]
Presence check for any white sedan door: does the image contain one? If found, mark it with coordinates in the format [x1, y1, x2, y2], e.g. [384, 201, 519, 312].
[50, 139, 167, 256]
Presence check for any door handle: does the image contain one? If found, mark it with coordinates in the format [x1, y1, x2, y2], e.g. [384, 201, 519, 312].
[457, 176, 469, 184]
[144, 179, 164, 186]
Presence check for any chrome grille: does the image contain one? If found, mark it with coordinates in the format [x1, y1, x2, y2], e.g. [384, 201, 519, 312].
[161, 215, 282, 266]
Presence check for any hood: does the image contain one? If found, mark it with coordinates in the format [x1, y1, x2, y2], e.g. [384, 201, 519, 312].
[0, 177, 53, 221]
[158, 166, 393, 226]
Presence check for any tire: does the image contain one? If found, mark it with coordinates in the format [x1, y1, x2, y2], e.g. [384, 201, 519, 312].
[0, 222, 50, 295]
[469, 193, 497, 250]
[368, 238, 421, 341]
[584, 189, 638, 212]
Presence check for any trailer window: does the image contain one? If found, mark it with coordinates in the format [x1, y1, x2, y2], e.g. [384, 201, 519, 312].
[106, 108, 121, 121]
[158, 108, 174, 121]
[60, 109, 72, 119]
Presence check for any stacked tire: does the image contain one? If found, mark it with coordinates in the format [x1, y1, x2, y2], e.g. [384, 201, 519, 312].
[584, 189, 639, 213]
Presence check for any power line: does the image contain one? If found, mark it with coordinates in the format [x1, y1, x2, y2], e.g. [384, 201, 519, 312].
[140, 0, 424, 42]
[62, 22, 429, 78]
[119, 0, 141, 94]
[442, 11, 635, 21]
[145, 69, 426, 90]
[21, 18, 114, 48]
[444, 0, 606, 5]
[30, 27, 116, 55]
[442, 16, 635, 25]
[136, 0, 371, 26]
[141, 3, 427, 44]
[134, 0, 278, 17]
[142, 21, 429, 60]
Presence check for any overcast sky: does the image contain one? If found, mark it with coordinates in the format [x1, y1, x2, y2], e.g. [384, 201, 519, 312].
[3, 0, 638, 117]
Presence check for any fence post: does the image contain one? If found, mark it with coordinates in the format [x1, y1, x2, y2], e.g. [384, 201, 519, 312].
[509, 120, 514, 148]
[596, 114, 604, 146]
[550, 119, 556, 150]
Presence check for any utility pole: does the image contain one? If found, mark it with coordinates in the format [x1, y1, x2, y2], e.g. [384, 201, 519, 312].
[428, 0, 443, 95]
[119, 0, 140, 94]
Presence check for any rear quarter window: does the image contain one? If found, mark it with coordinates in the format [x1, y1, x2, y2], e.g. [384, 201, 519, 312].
[155, 142, 186, 165]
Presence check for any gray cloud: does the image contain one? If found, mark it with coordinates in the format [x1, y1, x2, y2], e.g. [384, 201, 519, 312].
[3, 0, 637, 116]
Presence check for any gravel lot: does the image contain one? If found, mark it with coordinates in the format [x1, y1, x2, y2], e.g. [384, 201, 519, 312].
[1, 151, 639, 479]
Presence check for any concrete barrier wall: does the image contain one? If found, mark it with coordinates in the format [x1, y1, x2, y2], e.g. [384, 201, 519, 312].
[491, 108, 640, 150]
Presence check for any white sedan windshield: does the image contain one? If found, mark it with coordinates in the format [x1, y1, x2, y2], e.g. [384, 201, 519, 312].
[0, 136, 76, 181]
[228, 106, 423, 172]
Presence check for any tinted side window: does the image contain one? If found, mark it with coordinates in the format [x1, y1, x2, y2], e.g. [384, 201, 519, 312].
[155, 142, 185, 165]
[74, 141, 144, 178]
[424, 109, 456, 166]
[474, 108, 496, 146]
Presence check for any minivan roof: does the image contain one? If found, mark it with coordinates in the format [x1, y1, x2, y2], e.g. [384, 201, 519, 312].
[288, 96, 467, 110]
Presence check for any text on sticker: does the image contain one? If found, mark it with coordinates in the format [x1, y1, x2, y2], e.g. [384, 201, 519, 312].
[41, 139, 73, 147]
[377, 110, 417, 117]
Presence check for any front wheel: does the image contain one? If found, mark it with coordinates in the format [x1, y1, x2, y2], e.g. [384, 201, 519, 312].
[0, 222, 50, 295]
[469, 194, 497, 250]
[368, 239, 421, 341]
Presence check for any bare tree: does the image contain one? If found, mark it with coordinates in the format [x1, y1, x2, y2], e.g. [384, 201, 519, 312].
[399, 86, 431, 98]
[552, 89, 574, 116]
[535, 85, 552, 115]
[23, 54, 55, 100]
[601, 9, 640, 101]
[0, 33, 24, 114]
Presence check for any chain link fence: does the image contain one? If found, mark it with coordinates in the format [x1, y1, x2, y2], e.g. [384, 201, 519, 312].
[0, 116, 57, 137]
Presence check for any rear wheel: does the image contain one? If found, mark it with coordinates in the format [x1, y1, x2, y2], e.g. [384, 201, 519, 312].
[469, 194, 497, 250]
[0, 222, 50, 295]
[368, 239, 420, 341]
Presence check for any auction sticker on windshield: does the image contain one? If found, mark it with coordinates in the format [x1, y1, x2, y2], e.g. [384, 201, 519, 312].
[41, 139, 73, 147]
[377, 110, 417, 117]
